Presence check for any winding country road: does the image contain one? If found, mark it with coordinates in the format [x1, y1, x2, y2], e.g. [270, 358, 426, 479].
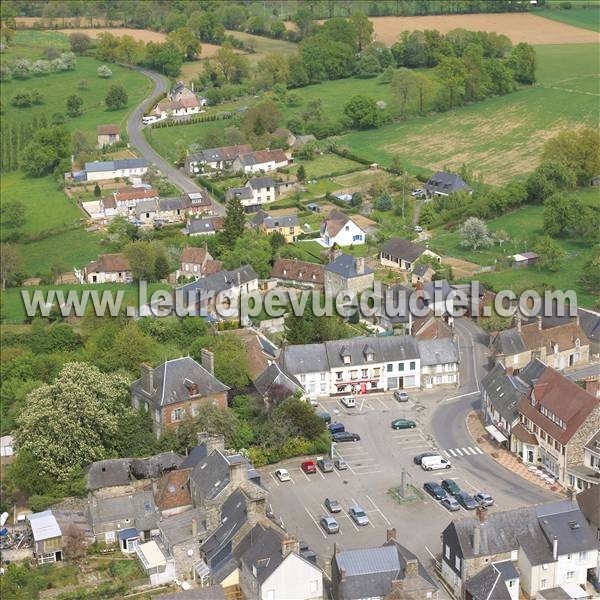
[126, 67, 225, 214]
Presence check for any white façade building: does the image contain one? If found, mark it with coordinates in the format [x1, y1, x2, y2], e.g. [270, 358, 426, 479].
[84, 158, 148, 182]
[280, 335, 421, 396]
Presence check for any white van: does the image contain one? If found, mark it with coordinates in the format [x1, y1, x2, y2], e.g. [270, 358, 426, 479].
[421, 455, 452, 471]
[341, 396, 356, 408]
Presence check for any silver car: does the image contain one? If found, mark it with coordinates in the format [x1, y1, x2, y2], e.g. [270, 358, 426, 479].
[349, 506, 370, 526]
[474, 492, 494, 507]
[320, 516, 339, 534]
[394, 390, 409, 402]
[441, 496, 461, 512]
[335, 459, 348, 470]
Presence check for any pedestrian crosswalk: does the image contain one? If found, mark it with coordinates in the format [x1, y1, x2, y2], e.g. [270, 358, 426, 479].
[444, 447, 484, 457]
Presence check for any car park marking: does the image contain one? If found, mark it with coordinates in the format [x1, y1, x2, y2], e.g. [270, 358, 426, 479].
[366, 495, 391, 526]
[340, 509, 359, 531]
[351, 497, 376, 529]
[426, 498, 452, 516]
[300, 468, 311, 481]
[305, 508, 327, 539]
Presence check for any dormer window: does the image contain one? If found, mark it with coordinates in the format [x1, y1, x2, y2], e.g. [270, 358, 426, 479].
[366, 352, 374, 362]
[575, 338, 580, 347]
[343, 355, 351, 364]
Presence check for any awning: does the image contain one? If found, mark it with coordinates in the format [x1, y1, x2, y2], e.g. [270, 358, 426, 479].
[485, 424, 508, 443]
[560, 582, 590, 599]
[118, 527, 139, 541]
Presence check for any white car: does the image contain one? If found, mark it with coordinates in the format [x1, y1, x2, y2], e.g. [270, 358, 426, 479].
[414, 226, 423, 233]
[275, 468, 291, 482]
[411, 188, 425, 197]
[341, 396, 356, 408]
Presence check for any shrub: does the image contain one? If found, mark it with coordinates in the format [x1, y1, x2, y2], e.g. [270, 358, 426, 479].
[97, 64, 113, 78]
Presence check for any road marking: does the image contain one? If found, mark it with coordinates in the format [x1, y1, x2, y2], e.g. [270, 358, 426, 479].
[304, 508, 327, 539]
[366, 495, 391, 525]
[341, 509, 359, 531]
[444, 390, 479, 402]
[467, 446, 477, 454]
[454, 448, 463, 456]
[443, 451, 451, 457]
[269, 472, 280, 486]
[475, 447, 484, 454]
[462, 447, 472, 455]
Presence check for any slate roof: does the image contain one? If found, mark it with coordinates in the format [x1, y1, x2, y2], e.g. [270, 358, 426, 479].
[413, 263, 433, 277]
[253, 363, 303, 399]
[280, 342, 330, 375]
[85, 158, 147, 172]
[88, 490, 159, 532]
[518, 367, 598, 445]
[184, 217, 224, 235]
[576, 485, 600, 529]
[157, 586, 226, 600]
[183, 190, 212, 207]
[325, 254, 373, 278]
[444, 500, 597, 562]
[465, 563, 512, 600]
[235, 523, 285, 584]
[177, 265, 258, 298]
[194, 144, 252, 164]
[425, 171, 471, 195]
[159, 197, 186, 212]
[130, 357, 229, 409]
[381, 238, 428, 262]
[135, 200, 157, 216]
[253, 210, 299, 229]
[492, 328, 528, 355]
[159, 507, 206, 547]
[86, 458, 132, 490]
[417, 338, 459, 366]
[481, 362, 531, 425]
[248, 177, 275, 190]
[237, 150, 287, 167]
[228, 185, 253, 200]
[179, 444, 209, 470]
[578, 309, 600, 342]
[107, 187, 157, 203]
[422, 279, 454, 303]
[270, 258, 324, 285]
[321, 209, 357, 237]
[189, 449, 231, 502]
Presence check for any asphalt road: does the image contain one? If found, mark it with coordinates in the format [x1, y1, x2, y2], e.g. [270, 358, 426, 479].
[126, 67, 225, 214]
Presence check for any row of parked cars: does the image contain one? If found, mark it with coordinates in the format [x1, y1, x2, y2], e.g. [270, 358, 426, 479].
[327, 421, 360, 442]
[320, 498, 369, 534]
[423, 478, 494, 512]
[275, 456, 348, 482]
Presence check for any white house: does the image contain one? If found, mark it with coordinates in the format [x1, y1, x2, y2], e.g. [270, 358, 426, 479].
[185, 144, 253, 175]
[84, 158, 148, 182]
[78, 253, 133, 284]
[418, 338, 460, 388]
[232, 150, 289, 175]
[280, 335, 421, 396]
[237, 524, 323, 600]
[320, 210, 366, 247]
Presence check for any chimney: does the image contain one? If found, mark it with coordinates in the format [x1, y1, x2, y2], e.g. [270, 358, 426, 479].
[197, 432, 225, 454]
[191, 516, 198, 537]
[356, 257, 365, 275]
[334, 542, 341, 555]
[339, 567, 346, 583]
[515, 313, 522, 332]
[281, 534, 300, 558]
[244, 484, 267, 525]
[200, 348, 214, 375]
[404, 558, 419, 579]
[537, 315, 542, 331]
[237, 271, 241, 287]
[228, 456, 245, 486]
[575, 312, 580, 327]
[552, 536, 558, 560]
[141, 363, 154, 394]
[386, 528, 397, 543]
[477, 506, 487, 524]
[506, 366, 514, 376]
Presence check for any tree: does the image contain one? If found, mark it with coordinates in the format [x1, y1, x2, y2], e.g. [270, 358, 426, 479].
[459, 217, 493, 250]
[125, 241, 169, 282]
[222, 230, 273, 279]
[297, 164, 306, 182]
[349, 12, 374, 52]
[145, 41, 184, 77]
[1, 200, 26, 229]
[222, 195, 246, 247]
[20, 125, 70, 177]
[97, 64, 112, 78]
[391, 68, 417, 117]
[351, 192, 363, 207]
[413, 72, 435, 115]
[167, 27, 200, 60]
[509, 42, 536, 84]
[579, 252, 600, 294]
[494, 229, 510, 247]
[541, 128, 600, 186]
[78, 79, 88, 90]
[257, 53, 289, 87]
[287, 55, 309, 88]
[543, 193, 575, 236]
[63, 524, 86, 560]
[356, 52, 381, 78]
[209, 43, 249, 84]
[30, 89, 43, 105]
[241, 99, 282, 138]
[72, 130, 95, 158]
[435, 56, 467, 109]
[66, 94, 83, 117]
[275, 397, 326, 440]
[116, 35, 144, 65]
[95, 32, 120, 62]
[534, 235, 565, 271]
[105, 84, 128, 110]
[343, 95, 380, 129]
[69, 32, 91, 54]
[526, 160, 576, 203]
[15, 363, 130, 481]
[11, 90, 32, 108]
[0, 243, 22, 288]
[154, 252, 170, 281]
[270, 231, 287, 253]
[374, 191, 393, 211]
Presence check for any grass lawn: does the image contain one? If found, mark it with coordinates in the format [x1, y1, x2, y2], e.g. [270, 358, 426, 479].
[289, 153, 365, 179]
[429, 200, 598, 308]
[226, 31, 298, 64]
[338, 43, 599, 184]
[536, 7, 600, 31]
[1, 282, 170, 323]
[2, 33, 152, 132]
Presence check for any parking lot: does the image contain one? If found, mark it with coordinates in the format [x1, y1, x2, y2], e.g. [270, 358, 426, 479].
[260, 391, 542, 581]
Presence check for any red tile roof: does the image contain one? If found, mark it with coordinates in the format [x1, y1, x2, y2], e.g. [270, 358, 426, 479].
[271, 258, 325, 285]
[97, 124, 119, 135]
[87, 253, 131, 274]
[518, 367, 599, 445]
[103, 187, 158, 204]
[521, 321, 589, 353]
[180, 246, 208, 266]
[154, 470, 192, 511]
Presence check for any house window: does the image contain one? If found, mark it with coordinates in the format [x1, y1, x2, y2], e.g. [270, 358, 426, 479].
[320, 372, 326, 381]
[387, 364, 393, 372]
[310, 581, 318, 593]
[336, 371, 343, 381]
[320, 383, 326, 393]
[455, 556, 461, 571]
[353, 234, 362, 242]
[410, 361, 416, 370]
[579, 551, 587, 561]
[445, 544, 450, 560]
[540, 579, 547, 589]
[350, 370, 358, 380]
[105, 531, 115, 543]
[171, 408, 185, 422]
[373, 368, 380, 377]
[398, 363, 404, 372]
[361, 369, 368, 378]
[566, 571, 575, 581]
[343, 355, 351, 364]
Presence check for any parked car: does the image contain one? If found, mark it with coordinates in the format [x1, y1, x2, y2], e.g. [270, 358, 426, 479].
[411, 188, 425, 197]
[441, 496, 461, 511]
[474, 492, 494, 507]
[393, 391, 409, 402]
[441, 479, 461, 496]
[391, 418, 417, 430]
[332, 432, 360, 443]
[307, 395, 318, 407]
[456, 491, 478, 510]
[275, 468, 291, 482]
[325, 498, 342, 513]
[316, 410, 331, 424]
[334, 459, 348, 470]
[301, 460, 317, 474]
[413, 452, 438, 465]
[328, 422, 345, 435]
[317, 458, 334, 473]
[414, 225, 423, 233]
[423, 482, 447, 500]
[421, 455, 452, 471]
[320, 516, 339, 534]
[341, 396, 355, 408]
[349, 506, 369, 526]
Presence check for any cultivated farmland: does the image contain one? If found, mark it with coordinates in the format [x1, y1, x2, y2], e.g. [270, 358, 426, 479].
[338, 43, 600, 184]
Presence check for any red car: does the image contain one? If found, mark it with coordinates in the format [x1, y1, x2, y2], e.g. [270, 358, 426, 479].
[301, 460, 317, 474]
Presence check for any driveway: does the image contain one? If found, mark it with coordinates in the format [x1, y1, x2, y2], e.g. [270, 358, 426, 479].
[126, 67, 225, 215]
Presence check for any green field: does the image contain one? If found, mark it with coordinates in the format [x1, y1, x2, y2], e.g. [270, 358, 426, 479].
[289, 153, 365, 179]
[537, 7, 600, 31]
[1, 32, 152, 131]
[428, 196, 598, 308]
[338, 43, 599, 184]
[227, 30, 298, 63]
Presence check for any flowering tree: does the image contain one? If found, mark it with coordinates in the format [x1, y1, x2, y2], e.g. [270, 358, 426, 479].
[459, 217, 493, 250]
